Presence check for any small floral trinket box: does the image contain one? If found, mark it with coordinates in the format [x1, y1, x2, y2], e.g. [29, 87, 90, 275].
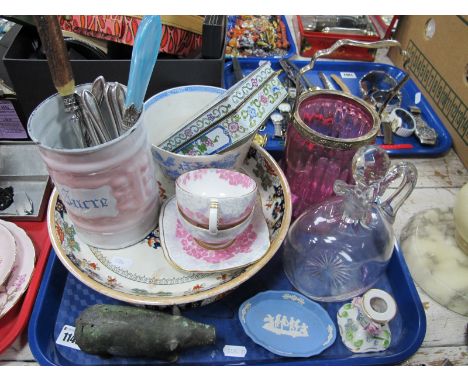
[337, 289, 397, 353]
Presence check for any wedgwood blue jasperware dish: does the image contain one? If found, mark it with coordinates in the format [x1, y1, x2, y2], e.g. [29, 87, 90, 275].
[239, 290, 336, 357]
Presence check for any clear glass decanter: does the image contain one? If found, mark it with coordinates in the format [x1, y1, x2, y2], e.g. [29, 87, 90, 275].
[282, 145, 417, 302]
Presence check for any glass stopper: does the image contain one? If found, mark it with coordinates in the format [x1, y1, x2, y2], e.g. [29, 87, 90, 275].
[352, 145, 391, 187]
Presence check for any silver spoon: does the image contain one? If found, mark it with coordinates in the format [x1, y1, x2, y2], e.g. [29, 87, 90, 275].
[78, 104, 101, 146]
[91, 76, 119, 140]
[115, 83, 126, 118]
[102, 82, 120, 139]
[91, 76, 106, 105]
[82, 90, 111, 144]
[109, 83, 126, 136]
[75, 92, 96, 147]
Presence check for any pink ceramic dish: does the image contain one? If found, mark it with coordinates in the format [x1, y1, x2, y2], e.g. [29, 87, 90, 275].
[0, 223, 16, 287]
[161, 197, 270, 273]
[0, 220, 36, 319]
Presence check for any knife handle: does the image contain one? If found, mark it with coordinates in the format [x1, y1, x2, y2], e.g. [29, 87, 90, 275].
[125, 15, 162, 112]
[318, 72, 335, 90]
[232, 56, 244, 83]
[330, 74, 351, 95]
[34, 16, 75, 97]
[380, 144, 414, 150]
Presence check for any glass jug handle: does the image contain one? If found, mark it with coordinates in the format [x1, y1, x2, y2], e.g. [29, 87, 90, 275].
[378, 161, 418, 222]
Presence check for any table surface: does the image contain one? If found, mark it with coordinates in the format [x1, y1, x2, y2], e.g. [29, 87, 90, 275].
[1, 17, 468, 366]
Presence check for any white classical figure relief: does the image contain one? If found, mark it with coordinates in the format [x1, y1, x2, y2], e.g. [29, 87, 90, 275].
[241, 303, 252, 323]
[282, 293, 305, 305]
[323, 324, 334, 346]
[263, 314, 309, 338]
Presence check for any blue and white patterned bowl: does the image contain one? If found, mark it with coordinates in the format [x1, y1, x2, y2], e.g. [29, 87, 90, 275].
[144, 85, 252, 180]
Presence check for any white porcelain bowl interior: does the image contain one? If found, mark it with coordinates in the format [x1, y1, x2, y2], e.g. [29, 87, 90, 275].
[176, 169, 257, 198]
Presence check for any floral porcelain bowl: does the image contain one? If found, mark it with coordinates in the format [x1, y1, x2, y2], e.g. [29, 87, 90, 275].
[158, 62, 283, 156]
[176, 169, 257, 248]
[144, 85, 253, 180]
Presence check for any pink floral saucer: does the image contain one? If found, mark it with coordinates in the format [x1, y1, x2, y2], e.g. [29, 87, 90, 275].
[160, 197, 270, 273]
[0, 220, 36, 319]
[0, 223, 16, 287]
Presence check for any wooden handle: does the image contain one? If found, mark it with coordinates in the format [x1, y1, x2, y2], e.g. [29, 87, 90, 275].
[34, 16, 75, 96]
[330, 74, 351, 95]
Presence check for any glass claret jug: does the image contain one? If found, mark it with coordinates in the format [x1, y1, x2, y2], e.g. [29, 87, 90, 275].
[283, 145, 417, 302]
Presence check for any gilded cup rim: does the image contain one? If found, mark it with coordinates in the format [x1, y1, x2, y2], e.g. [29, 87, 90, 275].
[293, 89, 381, 150]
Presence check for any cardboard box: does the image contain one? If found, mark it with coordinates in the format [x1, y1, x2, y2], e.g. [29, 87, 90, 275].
[389, 16, 468, 167]
[3, 25, 225, 126]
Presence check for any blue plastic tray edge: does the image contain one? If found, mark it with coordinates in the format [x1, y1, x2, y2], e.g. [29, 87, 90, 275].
[263, 243, 427, 366]
[28, 251, 60, 366]
[28, 245, 427, 366]
[223, 59, 452, 158]
[224, 15, 296, 61]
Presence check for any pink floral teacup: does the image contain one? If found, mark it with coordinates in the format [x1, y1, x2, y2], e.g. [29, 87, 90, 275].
[177, 204, 256, 250]
[175, 169, 258, 248]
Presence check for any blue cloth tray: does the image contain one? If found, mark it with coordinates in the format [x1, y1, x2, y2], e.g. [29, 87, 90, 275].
[28, 244, 426, 365]
[224, 59, 452, 160]
[225, 16, 296, 60]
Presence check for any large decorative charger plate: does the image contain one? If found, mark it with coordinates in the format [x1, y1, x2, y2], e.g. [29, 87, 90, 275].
[47, 144, 292, 306]
[239, 290, 336, 357]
